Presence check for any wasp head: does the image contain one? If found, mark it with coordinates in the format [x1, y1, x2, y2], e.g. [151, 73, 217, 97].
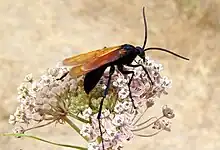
[136, 46, 145, 62]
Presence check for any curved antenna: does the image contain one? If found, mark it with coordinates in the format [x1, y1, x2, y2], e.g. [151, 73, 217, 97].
[142, 7, 148, 49]
[145, 47, 189, 60]
[140, 7, 189, 61]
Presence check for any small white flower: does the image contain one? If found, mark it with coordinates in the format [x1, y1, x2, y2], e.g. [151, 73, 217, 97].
[161, 120, 172, 132]
[114, 103, 124, 114]
[161, 76, 172, 88]
[133, 68, 143, 79]
[17, 83, 28, 93]
[69, 83, 76, 91]
[153, 63, 163, 72]
[17, 94, 25, 101]
[28, 89, 37, 98]
[40, 75, 53, 86]
[82, 107, 93, 119]
[112, 76, 128, 88]
[101, 83, 107, 90]
[24, 73, 33, 82]
[105, 127, 117, 140]
[80, 123, 93, 138]
[50, 86, 62, 97]
[100, 109, 111, 118]
[55, 62, 63, 68]
[112, 114, 125, 127]
[8, 115, 16, 125]
[145, 59, 154, 68]
[88, 142, 100, 150]
[112, 141, 123, 150]
[118, 88, 129, 99]
[32, 113, 43, 122]
[122, 101, 132, 111]
[19, 97, 31, 106]
[47, 68, 59, 77]
[13, 126, 25, 134]
[31, 81, 39, 91]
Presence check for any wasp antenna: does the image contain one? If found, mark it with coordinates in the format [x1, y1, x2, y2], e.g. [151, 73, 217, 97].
[142, 6, 148, 49]
[145, 47, 189, 60]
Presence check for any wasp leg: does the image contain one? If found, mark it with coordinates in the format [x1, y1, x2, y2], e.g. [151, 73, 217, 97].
[117, 65, 137, 109]
[56, 71, 69, 80]
[97, 65, 115, 150]
[127, 64, 153, 85]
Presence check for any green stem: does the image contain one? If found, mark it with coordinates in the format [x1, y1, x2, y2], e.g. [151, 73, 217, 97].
[63, 116, 89, 141]
[1, 133, 87, 150]
[68, 113, 90, 123]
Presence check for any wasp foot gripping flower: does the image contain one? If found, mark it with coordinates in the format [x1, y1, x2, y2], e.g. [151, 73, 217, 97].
[8, 56, 175, 150]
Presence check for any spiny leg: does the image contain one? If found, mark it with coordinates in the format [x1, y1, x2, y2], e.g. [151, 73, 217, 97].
[98, 65, 115, 150]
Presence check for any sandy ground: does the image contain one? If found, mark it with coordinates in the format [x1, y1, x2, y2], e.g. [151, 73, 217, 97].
[0, 0, 220, 150]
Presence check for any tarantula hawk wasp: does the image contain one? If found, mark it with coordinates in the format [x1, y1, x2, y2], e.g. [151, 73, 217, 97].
[62, 7, 189, 149]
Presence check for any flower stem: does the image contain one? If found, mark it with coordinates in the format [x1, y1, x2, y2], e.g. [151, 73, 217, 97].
[133, 107, 148, 125]
[63, 116, 89, 141]
[134, 129, 163, 137]
[25, 120, 56, 132]
[1, 133, 87, 150]
[68, 113, 90, 123]
[132, 116, 164, 132]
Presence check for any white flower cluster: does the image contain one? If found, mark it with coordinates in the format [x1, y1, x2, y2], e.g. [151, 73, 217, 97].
[81, 101, 135, 150]
[79, 57, 174, 150]
[9, 63, 75, 130]
[9, 56, 174, 150]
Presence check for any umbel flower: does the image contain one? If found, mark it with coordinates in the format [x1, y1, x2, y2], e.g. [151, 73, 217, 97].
[8, 56, 175, 150]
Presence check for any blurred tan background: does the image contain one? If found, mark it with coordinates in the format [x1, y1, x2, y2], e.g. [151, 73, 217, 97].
[0, 0, 220, 150]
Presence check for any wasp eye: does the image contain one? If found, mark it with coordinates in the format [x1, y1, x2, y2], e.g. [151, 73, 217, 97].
[135, 46, 143, 54]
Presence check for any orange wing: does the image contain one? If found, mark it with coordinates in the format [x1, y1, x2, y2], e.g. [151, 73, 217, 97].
[63, 45, 122, 67]
[63, 45, 127, 77]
